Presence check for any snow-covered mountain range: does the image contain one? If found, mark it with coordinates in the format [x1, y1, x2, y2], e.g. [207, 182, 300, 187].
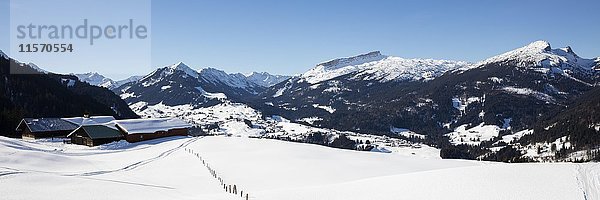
[255, 50, 472, 118]
[246, 41, 600, 162]
[79, 63, 290, 90]
[74, 72, 143, 89]
[113, 62, 290, 109]
[4, 40, 599, 162]
[478, 41, 599, 71]
[301, 51, 470, 84]
[246, 72, 292, 87]
[26, 62, 49, 74]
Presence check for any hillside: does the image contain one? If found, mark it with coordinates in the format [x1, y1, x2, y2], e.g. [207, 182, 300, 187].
[0, 54, 138, 137]
[0, 136, 597, 200]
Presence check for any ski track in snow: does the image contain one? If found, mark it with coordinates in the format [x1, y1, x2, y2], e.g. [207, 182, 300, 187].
[0, 137, 203, 178]
[71, 136, 202, 176]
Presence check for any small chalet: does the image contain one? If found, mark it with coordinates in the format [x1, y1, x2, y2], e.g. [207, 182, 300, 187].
[115, 118, 191, 143]
[15, 116, 116, 139]
[67, 123, 123, 147]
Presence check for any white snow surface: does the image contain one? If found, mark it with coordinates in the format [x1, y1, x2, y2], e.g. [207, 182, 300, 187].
[446, 123, 501, 145]
[194, 86, 227, 99]
[312, 104, 336, 113]
[62, 116, 116, 126]
[297, 117, 322, 125]
[245, 72, 291, 87]
[27, 62, 49, 74]
[75, 72, 116, 88]
[0, 50, 7, 59]
[199, 68, 258, 89]
[499, 129, 533, 144]
[452, 96, 483, 114]
[115, 118, 191, 134]
[131, 102, 262, 127]
[167, 62, 199, 78]
[478, 40, 599, 71]
[114, 75, 144, 87]
[301, 51, 470, 84]
[0, 136, 597, 200]
[390, 127, 426, 139]
[76, 73, 142, 89]
[61, 78, 76, 87]
[502, 86, 555, 102]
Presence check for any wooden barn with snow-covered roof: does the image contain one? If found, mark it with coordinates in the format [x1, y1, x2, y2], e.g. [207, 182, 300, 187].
[67, 122, 124, 147]
[16, 116, 115, 139]
[115, 118, 191, 143]
[16, 118, 79, 139]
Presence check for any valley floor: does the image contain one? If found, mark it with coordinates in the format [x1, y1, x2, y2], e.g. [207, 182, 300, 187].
[0, 136, 598, 200]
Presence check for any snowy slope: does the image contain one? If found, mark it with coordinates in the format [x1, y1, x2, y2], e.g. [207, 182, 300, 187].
[115, 62, 266, 107]
[200, 68, 254, 89]
[476, 40, 599, 75]
[0, 50, 7, 59]
[2, 136, 593, 200]
[75, 73, 142, 89]
[114, 75, 144, 87]
[26, 62, 49, 74]
[245, 71, 291, 87]
[75, 72, 116, 88]
[300, 51, 470, 84]
[257, 51, 472, 126]
[0, 136, 231, 200]
[166, 62, 200, 78]
[445, 123, 501, 145]
[256, 162, 592, 200]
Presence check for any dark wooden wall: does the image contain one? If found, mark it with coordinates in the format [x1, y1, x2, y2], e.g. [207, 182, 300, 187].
[125, 128, 188, 143]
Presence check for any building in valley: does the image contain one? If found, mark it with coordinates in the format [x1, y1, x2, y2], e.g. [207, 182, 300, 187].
[115, 118, 191, 143]
[67, 123, 124, 146]
[16, 118, 80, 139]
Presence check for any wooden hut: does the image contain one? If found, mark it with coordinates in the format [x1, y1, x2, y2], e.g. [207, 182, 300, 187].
[114, 118, 191, 143]
[16, 118, 79, 139]
[15, 116, 116, 139]
[67, 124, 124, 147]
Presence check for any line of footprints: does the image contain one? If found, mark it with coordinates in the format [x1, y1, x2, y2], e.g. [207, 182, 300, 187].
[184, 148, 251, 200]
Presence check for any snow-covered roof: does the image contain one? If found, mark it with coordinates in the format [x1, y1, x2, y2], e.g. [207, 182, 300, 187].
[62, 116, 116, 126]
[19, 118, 79, 133]
[17, 116, 115, 133]
[67, 123, 123, 139]
[115, 118, 191, 134]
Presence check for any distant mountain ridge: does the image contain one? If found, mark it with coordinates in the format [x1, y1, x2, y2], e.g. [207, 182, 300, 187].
[75, 72, 143, 89]
[248, 41, 600, 162]
[3, 40, 599, 162]
[113, 62, 290, 110]
[245, 72, 291, 87]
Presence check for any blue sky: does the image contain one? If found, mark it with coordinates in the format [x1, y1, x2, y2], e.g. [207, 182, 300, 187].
[2, 0, 600, 79]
